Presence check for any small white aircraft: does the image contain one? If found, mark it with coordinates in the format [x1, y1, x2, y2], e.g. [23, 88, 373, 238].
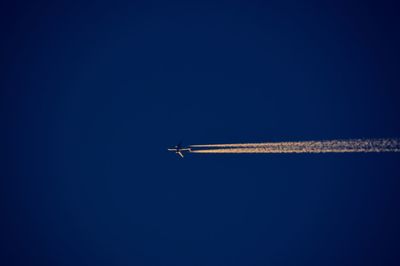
[168, 142, 191, 158]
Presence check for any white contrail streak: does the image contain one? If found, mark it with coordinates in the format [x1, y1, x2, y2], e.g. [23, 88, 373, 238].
[190, 138, 400, 154]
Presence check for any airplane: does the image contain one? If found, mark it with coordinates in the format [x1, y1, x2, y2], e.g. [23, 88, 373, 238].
[168, 142, 191, 158]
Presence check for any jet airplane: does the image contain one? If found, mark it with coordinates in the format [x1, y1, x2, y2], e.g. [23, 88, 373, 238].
[168, 142, 191, 158]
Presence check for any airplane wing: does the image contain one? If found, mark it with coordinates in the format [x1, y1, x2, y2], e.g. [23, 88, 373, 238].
[178, 152, 184, 158]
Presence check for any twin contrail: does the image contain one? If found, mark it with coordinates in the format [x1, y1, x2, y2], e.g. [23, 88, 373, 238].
[189, 138, 400, 154]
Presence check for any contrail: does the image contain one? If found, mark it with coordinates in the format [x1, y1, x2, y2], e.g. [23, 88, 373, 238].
[190, 138, 400, 154]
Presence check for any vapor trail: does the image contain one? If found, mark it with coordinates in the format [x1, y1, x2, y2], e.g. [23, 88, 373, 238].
[190, 138, 400, 154]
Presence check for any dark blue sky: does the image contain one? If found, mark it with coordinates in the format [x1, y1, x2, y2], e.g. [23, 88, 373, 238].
[2, 0, 400, 265]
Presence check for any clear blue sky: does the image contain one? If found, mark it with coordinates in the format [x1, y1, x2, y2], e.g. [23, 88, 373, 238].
[2, 0, 400, 265]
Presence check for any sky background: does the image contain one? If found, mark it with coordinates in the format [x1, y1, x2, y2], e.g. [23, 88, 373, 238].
[1, 0, 400, 265]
